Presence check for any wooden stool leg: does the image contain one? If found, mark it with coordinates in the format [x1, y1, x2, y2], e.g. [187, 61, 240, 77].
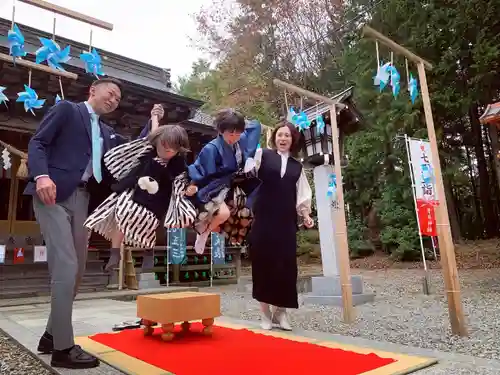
[181, 321, 191, 332]
[161, 323, 175, 341]
[142, 319, 154, 336]
[202, 318, 214, 335]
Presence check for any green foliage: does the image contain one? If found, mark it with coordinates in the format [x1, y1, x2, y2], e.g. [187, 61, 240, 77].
[183, 0, 500, 261]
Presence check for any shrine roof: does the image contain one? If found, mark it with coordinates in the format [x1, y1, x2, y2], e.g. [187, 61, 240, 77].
[480, 102, 500, 125]
[0, 17, 204, 109]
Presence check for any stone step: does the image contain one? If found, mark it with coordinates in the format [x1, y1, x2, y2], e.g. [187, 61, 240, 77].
[0, 273, 110, 299]
[0, 284, 107, 299]
[0, 260, 105, 279]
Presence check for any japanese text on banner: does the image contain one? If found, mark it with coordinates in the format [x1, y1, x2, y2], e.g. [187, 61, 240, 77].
[408, 139, 439, 204]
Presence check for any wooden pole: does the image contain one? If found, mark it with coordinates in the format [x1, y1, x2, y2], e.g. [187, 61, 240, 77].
[273, 78, 355, 323]
[118, 242, 125, 290]
[416, 62, 467, 336]
[18, 0, 113, 30]
[329, 104, 355, 323]
[362, 25, 466, 336]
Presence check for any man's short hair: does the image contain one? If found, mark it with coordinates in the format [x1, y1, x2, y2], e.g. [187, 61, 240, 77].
[91, 78, 123, 94]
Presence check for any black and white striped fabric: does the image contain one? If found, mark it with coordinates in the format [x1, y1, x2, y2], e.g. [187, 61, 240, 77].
[164, 172, 197, 228]
[104, 138, 154, 181]
[84, 189, 158, 248]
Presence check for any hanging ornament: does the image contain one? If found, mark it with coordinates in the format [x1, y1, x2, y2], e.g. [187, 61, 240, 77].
[408, 73, 419, 104]
[287, 106, 299, 124]
[374, 62, 391, 91]
[316, 115, 325, 135]
[0, 87, 9, 108]
[55, 77, 64, 104]
[389, 65, 400, 98]
[35, 38, 71, 71]
[80, 48, 105, 78]
[295, 111, 310, 131]
[327, 173, 337, 199]
[7, 24, 27, 62]
[17, 85, 46, 116]
[2, 149, 11, 170]
[315, 104, 325, 135]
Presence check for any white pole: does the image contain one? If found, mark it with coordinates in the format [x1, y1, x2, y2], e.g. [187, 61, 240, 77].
[404, 134, 428, 272]
[210, 232, 213, 287]
[431, 236, 438, 260]
[166, 241, 169, 288]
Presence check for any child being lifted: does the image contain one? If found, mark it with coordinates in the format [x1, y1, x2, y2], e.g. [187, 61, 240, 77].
[186, 109, 261, 254]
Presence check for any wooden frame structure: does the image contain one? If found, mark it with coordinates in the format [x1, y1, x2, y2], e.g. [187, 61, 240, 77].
[5, 0, 114, 81]
[18, 0, 114, 30]
[273, 78, 355, 323]
[363, 26, 467, 336]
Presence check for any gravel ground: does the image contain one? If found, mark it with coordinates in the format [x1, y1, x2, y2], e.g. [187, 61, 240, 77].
[218, 268, 500, 361]
[1, 267, 499, 374]
[0, 331, 52, 375]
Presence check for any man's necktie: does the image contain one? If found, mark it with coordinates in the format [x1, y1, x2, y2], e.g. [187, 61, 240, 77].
[91, 113, 102, 183]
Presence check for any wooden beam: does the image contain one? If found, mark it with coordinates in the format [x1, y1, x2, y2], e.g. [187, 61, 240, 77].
[362, 26, 433, 70]
[0, 53, 78, 80]
[273, 79, 337, 105]
[18, 0, 114, 31]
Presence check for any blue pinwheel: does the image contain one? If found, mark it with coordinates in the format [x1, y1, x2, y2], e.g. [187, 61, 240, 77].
[7, 24, 27, 61]
[55, 94, 62, 104]
[373, 62, 391, 91]
[35, 38, 71, 71]
[287, 106, 299, 124]
[80, 48, 105, 78]
[0, 87, 9, 108]
[389, 65, 400, 98]
[295, 111, 310, 131]
[16, 85, 46, 116]
[316, 115, 325, 135]
[327, 173, 337, 199]
[408, 73, 419, 104]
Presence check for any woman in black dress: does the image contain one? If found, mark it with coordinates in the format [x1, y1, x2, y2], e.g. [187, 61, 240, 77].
[246, 121, 314, 331]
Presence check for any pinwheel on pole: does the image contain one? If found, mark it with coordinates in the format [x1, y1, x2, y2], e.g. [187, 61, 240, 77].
[405, 58, 419, 104]
[35, 38, 71, 71]
[55, 76, 65, 104]
[80, 29, 105, 78]
[389, 64, 401, 98]
[16, 70, 46, 116]
[8, 24, 27, 63]
[315, 103, 326, 135]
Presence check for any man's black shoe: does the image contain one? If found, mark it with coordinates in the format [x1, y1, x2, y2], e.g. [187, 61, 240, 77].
[37, 332, 54, 354]
[51, 345, 100, 369]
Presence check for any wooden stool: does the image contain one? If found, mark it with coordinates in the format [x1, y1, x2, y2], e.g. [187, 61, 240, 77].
[137, 292, 221, 341]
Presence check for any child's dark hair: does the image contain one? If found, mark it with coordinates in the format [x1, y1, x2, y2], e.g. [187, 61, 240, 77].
[148, 125, 190, 153]
[214, 108, 246, 133]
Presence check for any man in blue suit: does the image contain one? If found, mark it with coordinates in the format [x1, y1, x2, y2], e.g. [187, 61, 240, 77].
[24, 78, 159, 369]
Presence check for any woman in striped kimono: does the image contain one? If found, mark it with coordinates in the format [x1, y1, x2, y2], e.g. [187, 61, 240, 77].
[84, 124, 196, 271]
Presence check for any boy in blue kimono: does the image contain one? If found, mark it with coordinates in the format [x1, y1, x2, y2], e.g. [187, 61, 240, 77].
[186, 109, 261, 254]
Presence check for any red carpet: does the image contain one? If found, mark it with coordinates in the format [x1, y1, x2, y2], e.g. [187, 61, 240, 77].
[89, 324, 396, 375]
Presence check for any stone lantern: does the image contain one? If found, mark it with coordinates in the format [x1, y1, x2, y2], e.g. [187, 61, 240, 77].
[293, 87, 375, 307]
